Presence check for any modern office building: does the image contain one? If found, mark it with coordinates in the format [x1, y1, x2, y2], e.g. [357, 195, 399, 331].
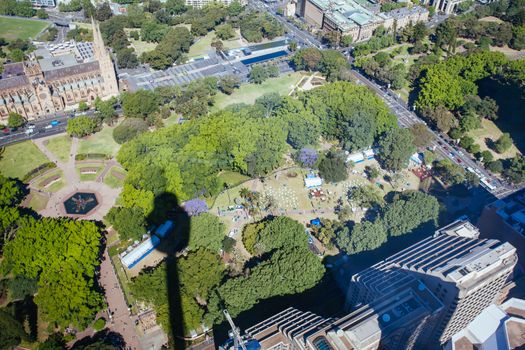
[239, 220, 517, 349]
[245, 278, 443, 350]
[297, 0, 428, 42]
[478, 189, 525, 273]
[348, 219, 517, 346]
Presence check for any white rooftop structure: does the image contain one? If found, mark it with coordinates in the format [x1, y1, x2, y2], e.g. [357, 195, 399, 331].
[447, 298, 525, 350]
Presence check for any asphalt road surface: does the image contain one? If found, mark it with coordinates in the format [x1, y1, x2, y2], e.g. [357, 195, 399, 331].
[350, 70, 519, 198]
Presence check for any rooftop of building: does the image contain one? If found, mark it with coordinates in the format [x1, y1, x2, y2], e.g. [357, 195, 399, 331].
[309, 0, 385, 30]
[311, 278, 442, 350]
[353, 219, 517, 294]
[490, 189, 525, 236]
[383, 5, 428, 19]
[38, 53, 79, 72]
[449, 298, 525, 350]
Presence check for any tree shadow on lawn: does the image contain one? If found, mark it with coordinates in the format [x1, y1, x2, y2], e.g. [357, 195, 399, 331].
[478, 77, 525, 154]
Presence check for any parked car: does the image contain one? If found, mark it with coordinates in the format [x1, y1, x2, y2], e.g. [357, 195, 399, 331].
[50, 120, 60, 126]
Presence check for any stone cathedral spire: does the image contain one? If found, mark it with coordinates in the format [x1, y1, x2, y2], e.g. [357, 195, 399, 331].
[91, 18, 119, 97]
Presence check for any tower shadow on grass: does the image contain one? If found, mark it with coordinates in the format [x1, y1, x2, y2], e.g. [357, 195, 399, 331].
[148, 192, 191, 350]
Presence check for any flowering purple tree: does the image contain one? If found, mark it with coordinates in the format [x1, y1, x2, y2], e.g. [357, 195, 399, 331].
[184, 198, 209, 216]
[298, 148, 318, 168]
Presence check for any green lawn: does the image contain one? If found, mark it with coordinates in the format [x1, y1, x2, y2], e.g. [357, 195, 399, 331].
[44, 135, 72, 163]
[0, 17, 49, 41]
[0, 141, 50, 180]
[103, 167, 126, 189]
[78, 125, 120, 157]
[27, 192, 49, 212]
[163, 114, 179, 127]
[213, 72, 303, 111]
[76, 164, 103, 182]
[468, 119, 521, 160]
[217, 171, 250, 187]
[188, 29, 244, 58]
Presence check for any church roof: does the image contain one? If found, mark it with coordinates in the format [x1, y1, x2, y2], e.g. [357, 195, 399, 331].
[0, 75, 30, 91]
[44, 61, 100, 81]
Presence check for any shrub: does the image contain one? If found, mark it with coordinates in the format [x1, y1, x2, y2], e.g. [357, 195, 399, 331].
[93, 318, 106, 331]
[22, 162, 57, 182]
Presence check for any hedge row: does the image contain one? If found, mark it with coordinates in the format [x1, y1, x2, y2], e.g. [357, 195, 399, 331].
[23, 162, 57, 182]
[75, 153, 111, 161]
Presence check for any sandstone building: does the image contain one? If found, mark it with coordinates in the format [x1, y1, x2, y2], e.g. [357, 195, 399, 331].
[0, 19, 118, 121]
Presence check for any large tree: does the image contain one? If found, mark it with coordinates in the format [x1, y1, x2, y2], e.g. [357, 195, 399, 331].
[121, 90, 160, 119]
[105, 206, 147, 241]
[380, 191, 439, 236]
[335, 221, 387, 254]
[67, 116, 98, 137]
[187, 213, 226, 252]
[377, 128, 416, 172]
[217, 245, 325, 317]
[318, 152, 347, 183]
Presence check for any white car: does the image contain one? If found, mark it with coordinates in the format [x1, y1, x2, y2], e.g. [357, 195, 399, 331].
[44, 125, 52, 130]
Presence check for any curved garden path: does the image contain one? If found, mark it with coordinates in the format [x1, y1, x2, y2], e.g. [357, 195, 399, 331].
[32, 136, 143, 348]
[32, 136, 121, 220]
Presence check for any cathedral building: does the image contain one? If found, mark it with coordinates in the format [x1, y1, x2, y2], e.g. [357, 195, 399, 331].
[0, 19, 119, 121]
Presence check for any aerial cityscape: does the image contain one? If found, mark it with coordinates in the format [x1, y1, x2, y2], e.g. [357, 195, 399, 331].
[0, 0, 524, 348]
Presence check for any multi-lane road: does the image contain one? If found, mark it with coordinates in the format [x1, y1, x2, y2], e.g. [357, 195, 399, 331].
[251, 2, 518, 199]
[350, 70, 518, 198]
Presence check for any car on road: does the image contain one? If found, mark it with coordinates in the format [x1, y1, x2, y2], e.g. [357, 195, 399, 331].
[50, 120, 60, 126]
[2, 128, 10, 134]
[44, 125, 53, 130]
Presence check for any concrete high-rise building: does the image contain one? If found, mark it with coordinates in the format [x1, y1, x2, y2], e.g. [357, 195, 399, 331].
[238, 220, 517, 350]
[348, 219, 517, 346]
[245, 278, 443, 350]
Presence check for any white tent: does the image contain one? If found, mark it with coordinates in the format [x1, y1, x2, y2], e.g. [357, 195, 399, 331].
[305, 176, 322, 188]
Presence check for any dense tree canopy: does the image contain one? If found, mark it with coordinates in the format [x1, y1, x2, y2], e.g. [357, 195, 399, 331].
[105, 206, 147, 241]
[380, 191, 439, 236]
[335, 221, 387, 255]
[3, 218, 103, 328]
[217, 245, 324, 317]
[415, 51, 507, 111]
[187, 213, 225, 252]
[300, 82, 397, 151]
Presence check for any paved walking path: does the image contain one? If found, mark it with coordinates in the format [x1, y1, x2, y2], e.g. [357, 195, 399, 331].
[32, 136, 121, 220]
[32, 136, 145, 348]
[100, 249, 141, 350]
[97, 159, 118, 183]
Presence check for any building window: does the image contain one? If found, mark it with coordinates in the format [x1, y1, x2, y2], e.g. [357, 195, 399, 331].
[312, 336, 333, 350]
